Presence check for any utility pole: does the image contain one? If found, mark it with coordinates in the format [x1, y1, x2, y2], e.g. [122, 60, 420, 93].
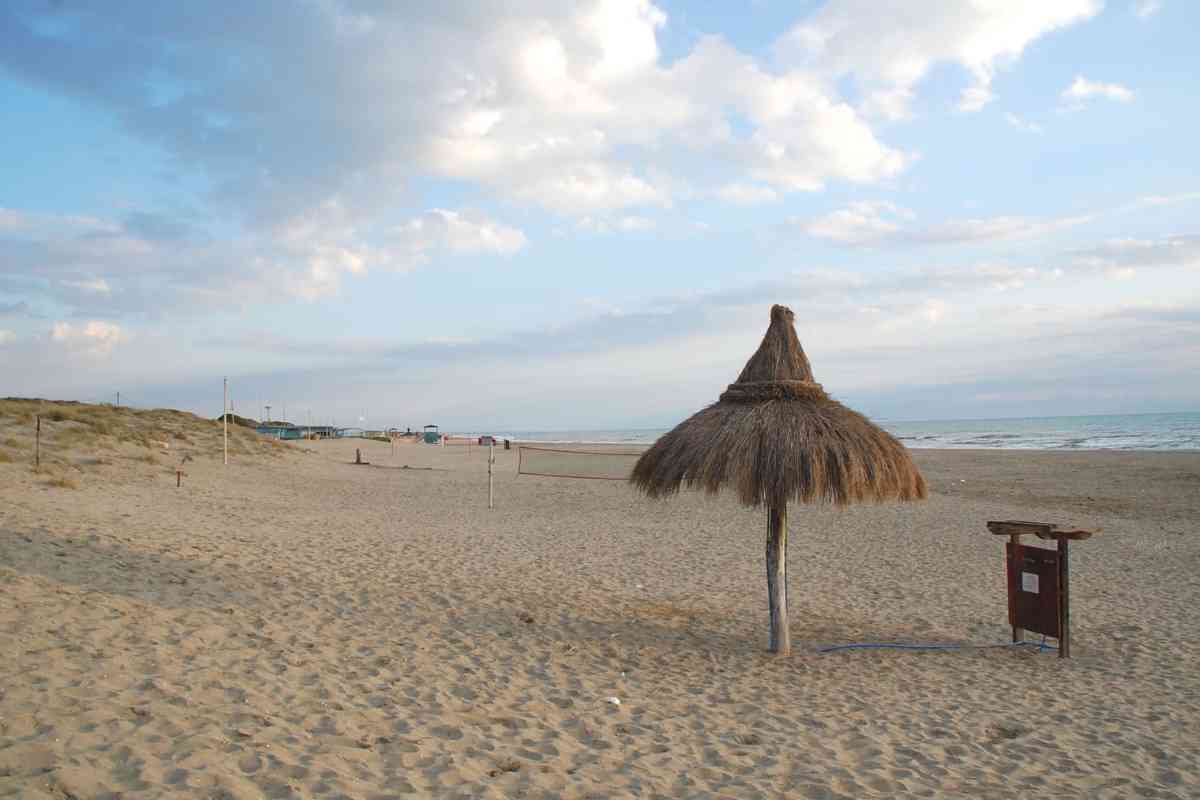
[223, 377, 229, 466]
[116, 391, 120, 407]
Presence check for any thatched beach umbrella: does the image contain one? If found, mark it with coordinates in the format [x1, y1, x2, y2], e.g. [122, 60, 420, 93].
[631, 305, 926, 655]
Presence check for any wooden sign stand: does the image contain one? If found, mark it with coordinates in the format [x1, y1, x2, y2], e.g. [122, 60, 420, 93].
[987, 521, 1094, 658]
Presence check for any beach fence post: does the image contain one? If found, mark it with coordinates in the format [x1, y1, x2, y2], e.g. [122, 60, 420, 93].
[176, 469, 182, 488]
[766, 505, 790, 655]
[35, 414, 40, 468]
[488, 441, 495, 509]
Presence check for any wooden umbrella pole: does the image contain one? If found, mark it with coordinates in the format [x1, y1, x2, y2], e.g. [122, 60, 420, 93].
[766, 504, 790, 654]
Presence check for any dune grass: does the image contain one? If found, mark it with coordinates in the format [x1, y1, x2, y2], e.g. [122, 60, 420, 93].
[0, 398, 293, 467]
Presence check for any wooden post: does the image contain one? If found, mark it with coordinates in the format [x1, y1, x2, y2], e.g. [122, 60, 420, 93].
[223, 377, 229, 466]
[35, 414, 40, 468]
[355, 448, 362, 465]
[488, 442, 495, 509]
[176, 469, 182, 488]
[1010, 534, 1022, 643]
[1058, 538, 1070, 658]
[766, 505, 790, 655]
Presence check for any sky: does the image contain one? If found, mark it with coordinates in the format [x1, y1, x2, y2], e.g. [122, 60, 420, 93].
[2, 0, 1198, 430]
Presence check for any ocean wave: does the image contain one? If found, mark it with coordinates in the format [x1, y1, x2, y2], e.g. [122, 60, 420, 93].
[462, 413, 1200, 451]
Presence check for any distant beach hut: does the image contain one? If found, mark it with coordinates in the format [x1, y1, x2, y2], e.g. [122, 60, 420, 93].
[631, 305, 927, 655]
[423, 424, 440, 444]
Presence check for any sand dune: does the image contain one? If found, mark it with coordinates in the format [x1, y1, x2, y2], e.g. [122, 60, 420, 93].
[2, 413, 1199, 797]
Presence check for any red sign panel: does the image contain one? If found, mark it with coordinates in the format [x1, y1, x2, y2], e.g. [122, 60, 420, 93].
[1006, 542, 1061, 639]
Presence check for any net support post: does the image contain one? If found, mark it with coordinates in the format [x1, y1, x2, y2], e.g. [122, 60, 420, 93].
[488, 442, 495, 510]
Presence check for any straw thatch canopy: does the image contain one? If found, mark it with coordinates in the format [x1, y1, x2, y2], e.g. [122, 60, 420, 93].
[631, 304, 926, 509]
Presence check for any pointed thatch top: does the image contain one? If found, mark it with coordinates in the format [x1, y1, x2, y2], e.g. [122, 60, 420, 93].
[631, 304, 926, 508]
[733, 304, 814, 383]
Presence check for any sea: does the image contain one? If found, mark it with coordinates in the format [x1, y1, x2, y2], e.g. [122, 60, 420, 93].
[473, 412, 1200, 451]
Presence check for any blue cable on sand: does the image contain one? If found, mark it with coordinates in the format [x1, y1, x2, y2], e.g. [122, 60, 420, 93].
[816, 639, 1058, 654]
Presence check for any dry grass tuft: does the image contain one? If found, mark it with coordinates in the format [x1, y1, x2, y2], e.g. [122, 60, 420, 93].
[45, 475, 78, 489]
[78, 456, 113, 467]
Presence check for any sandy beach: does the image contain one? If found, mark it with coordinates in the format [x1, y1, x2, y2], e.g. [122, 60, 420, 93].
[2, 410, 1199, 798]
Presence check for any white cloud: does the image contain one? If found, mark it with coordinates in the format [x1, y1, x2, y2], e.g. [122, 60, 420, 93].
[1133, 1, 1163, 19]
[716, 183, 780, 206]
[1061, 76, 1136, 109]
[1067, 235, 1200, 276]
[1005, 113, 1044, 134]
[50, 321, 128, 355]
[907, 214, 1093, 244]
[277, 207, 526, 301]
[1, 203, 526, 307]
[578, 214, 656, 234]
[795, 201, 912, 244]
[61, 277, 112, 294]
[797, 203, 1090, 246]
[503, 163, 670, 214]
[781, 0, 1103, 118]
[396, 209, 528, 258]
[1, 3, 915, 222]
[1134, 192, 1200, 207]
[617, 216, 655, 232]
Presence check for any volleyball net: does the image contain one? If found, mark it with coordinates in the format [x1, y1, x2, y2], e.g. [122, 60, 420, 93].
[516, 445, 645, 480]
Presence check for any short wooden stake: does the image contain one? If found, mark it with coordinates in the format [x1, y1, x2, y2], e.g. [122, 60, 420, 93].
[35, 414, 41, 468]
[176, 469, 182, 488]
[766, 505, 790, 655]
